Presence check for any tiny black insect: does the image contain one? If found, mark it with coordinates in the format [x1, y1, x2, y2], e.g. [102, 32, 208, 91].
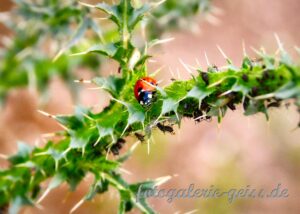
[157, 122, 175, 134]
[201, 72, 209, 85]
[134, 133, 145, 142]
[110, 138, 126, 155]
[242, 74, 249, 82]
[267, 101, 281, 108]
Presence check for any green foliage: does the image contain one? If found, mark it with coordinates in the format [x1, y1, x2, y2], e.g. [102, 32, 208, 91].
[0, 0, 102, 105]
[1, 0, 300, 214]
[147, 0, 212, 39]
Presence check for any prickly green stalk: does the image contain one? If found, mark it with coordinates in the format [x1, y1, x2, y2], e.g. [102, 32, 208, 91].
[1, 0, 300, 214]
[0, 0, 212, 106]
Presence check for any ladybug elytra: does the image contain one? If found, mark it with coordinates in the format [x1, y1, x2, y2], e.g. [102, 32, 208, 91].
[134, 77, 157, 106]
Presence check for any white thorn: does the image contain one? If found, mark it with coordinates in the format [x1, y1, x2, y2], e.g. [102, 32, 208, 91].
[148, 59, 157, 63]
[42, 133, 56, 138]
[110, 96, 127, 107]
[93, 136, 101, 147]
[211, 6, 224, 15]
[78, 1, 94, 8]
[70, 198, 85, 214]
[154, 175, 172, 186]
[37, 188, 51, 204]
[95, 17, 109, 20]
[119, 167, 132, 175]
[74, 79, 92, 84]
[129, 141, 140, 153]
[37, 110, 69, 130]
[149, 37, 175, 48]
[179, 58, 193, 74]
[106, 146, 111, 160]
[156, 79, 164, 84]
[195, 58, 201, 67]
[218, 90, 232, 97]
[168, 66, 175, 78]
[87, 87, 103, 90]
[193, 114, 208, 122]
[121, 123, 129, 137]
[150, 0, 167, 9]
[0, 154, 8, 159]
[149, 65, 165, 77]
[242, 40, 247, 57]
[260, 46, 266, 54]
[274, 33, 284, 51]
[37, 110, 55, 119]
[217, 45, 228, 60]
[141, 20, 147, 42]
[147, 139, 150, 155]
[250, 46, 263, 56]
[176, 68, 181, 79]
[205, 14, 221, 26]
[204, 52, 210, 66]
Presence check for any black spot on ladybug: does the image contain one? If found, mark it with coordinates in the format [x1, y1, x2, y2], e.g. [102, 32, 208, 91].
[138, 91, 155, 106]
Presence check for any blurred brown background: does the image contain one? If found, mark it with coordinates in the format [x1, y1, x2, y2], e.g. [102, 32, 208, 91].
[1, 0, 300, 213]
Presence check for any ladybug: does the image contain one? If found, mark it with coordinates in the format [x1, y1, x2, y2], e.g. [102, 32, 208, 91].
[134, 77, 157, 106]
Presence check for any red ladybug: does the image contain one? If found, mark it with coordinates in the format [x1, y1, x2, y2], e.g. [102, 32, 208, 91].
[134, 77, 157, 106]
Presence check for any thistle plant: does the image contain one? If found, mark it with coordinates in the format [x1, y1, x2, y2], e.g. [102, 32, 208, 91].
[1, 0, 300, 214]
[0, 0, 102, 105]
[0, 0, 211, 106]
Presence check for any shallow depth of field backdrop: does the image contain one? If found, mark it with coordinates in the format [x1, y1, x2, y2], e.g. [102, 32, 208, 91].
[1, 0, 300, 213]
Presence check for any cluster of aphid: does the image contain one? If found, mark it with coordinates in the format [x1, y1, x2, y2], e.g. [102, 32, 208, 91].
[107, 53, 299, 156]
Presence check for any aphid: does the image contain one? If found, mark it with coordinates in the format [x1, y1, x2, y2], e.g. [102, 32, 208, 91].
[242, 74, 249, 82]
[134, 77, 157, 106]
[227, 102, 236, 111]
[267, 101, 281, 108]
[157, 122, 175, 134]
[201, 72, 209, 85]
[251, 86, 259, 96]
[262, 70, 270, 80]
[134, 133, 145, 142]
[110, 138, 126, 155]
